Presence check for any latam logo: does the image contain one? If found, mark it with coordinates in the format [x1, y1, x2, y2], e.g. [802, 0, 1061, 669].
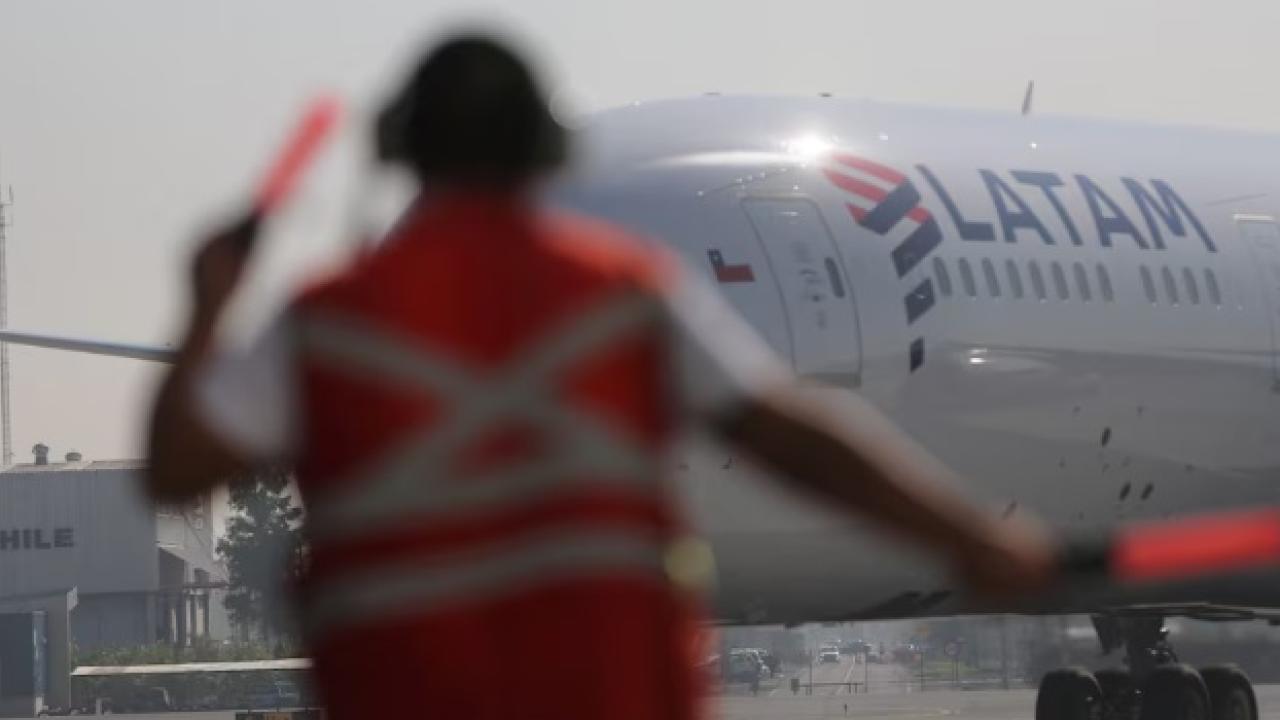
[824, 155, 942, 372]
[823, 154, 1216, 372]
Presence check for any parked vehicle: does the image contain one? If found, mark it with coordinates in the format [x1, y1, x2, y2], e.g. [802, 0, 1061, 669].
[842, 639, 871, 655]
[753, 648, 782, 677]
[246, 680, 302, 709]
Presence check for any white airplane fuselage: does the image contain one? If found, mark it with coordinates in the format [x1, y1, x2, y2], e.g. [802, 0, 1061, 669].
[551, 96, 1280, 624]
[4, 95, 1277, 627]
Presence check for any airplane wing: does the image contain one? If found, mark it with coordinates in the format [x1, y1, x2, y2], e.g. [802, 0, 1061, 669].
[0, 98, 342, 369]
[0, 330, 175, 364]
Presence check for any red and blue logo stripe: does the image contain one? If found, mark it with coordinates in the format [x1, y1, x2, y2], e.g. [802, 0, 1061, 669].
[824, 153, 942, 371]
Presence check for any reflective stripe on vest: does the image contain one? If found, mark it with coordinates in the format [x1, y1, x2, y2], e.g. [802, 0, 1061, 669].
[299, 291, 664, 541]
[295, 290, 673, 635]
[301, 526, 668, 635]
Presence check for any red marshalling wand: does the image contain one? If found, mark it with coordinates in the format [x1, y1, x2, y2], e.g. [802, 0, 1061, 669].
[228, 94, 343, 247]
[254, 94, 343, 216]
[1063, 507, 1280, 584]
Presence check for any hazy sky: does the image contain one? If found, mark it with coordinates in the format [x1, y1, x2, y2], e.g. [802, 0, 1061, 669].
[2, 0, 1280, 462]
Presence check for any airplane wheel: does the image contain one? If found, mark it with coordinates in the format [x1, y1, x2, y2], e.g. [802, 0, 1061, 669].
[1037, 668, 1102, 720]
[1096, 668, 1138, 720]
[1140, 664, 1209, 720]
[1200, 666, 1256, 720]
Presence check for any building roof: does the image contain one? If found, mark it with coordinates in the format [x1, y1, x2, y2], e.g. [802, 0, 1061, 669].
[0, 588, 78, 603]
[1, 459, 146, 473]
[72, 658, 313, 676]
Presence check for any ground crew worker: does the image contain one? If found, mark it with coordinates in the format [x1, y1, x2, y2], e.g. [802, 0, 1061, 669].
[146, 34, 1055, 720]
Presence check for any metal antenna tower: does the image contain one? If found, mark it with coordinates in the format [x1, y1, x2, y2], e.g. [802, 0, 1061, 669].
[0, 183, 13, 467]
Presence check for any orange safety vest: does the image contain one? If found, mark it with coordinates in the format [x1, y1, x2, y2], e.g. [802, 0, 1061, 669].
[288, 193, 704, 720]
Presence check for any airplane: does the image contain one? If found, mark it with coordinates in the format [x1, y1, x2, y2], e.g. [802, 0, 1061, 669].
[5, 94, 1280, 720]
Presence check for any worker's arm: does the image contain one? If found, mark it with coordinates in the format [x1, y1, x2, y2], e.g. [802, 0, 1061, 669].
[710, 387, 1055, 596]
[146, 215, 259, 502]
[661, 260, 1054, 597]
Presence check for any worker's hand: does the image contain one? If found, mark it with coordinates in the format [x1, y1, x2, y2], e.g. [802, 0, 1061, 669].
[190, 212, 260, 323]
[948, 515, 1058, 600]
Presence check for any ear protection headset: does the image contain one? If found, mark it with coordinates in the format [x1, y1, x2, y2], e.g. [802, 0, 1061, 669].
[372, 38, 567, 178]
[373, 87, 414, 166]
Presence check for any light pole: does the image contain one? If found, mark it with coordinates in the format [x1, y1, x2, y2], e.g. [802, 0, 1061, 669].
[1000, 616, 1010, 690]
[919, 647, 925, 692]
[863, 647, 869, 693]
[808, 647, 814, 695]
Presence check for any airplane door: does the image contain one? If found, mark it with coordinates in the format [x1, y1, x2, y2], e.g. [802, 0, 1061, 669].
[743, 197, 861, 378]
[1238, 216, 1280, 385]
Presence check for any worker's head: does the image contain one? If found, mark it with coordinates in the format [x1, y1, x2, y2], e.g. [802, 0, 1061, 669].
[375, 34, 567, 187]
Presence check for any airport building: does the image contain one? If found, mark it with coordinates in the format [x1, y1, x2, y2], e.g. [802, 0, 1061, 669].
[0, 453, 229, 714]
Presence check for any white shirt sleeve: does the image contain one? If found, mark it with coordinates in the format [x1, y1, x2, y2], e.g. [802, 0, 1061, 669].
[663, 263, 792, 417]
[194, 312, 301, 462]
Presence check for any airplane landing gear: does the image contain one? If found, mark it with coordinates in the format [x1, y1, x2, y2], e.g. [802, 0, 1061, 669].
[1094, 667, 1138, 720]
[1033, 616, 1257, 720]
[1200, 666, 1256, 720]
[1036, 667, 1101, 720]
[1140, 664, 1209, 720]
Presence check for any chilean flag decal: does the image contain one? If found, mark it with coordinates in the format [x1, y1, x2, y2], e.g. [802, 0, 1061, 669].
[707, 249, 755, 283]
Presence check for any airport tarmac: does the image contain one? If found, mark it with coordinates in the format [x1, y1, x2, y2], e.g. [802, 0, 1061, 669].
[27, 684, 1280, 719]
[715, 683, 1280, 720]
[799, 652, 916, 694]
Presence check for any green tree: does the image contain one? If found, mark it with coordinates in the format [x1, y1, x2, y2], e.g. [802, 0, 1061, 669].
[217, 468, 305, 648]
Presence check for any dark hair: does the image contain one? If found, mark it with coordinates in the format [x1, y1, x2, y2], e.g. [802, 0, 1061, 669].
[375, 35, 567, 184]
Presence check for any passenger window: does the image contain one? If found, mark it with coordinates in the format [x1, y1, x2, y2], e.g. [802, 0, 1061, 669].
[1005, 259, 1024, 299]
[1028, 261, 1047, 301]
[981, 259, 1001, 297]
[1073, 262, 1091, 302]
[1181, 267, 1199, 305]
[958, 258, 977, 297]
[1050, 262, 1069, 300]
[933, 257, 953, 297]
[1204, 269, 1222, 306]
[1140, 266, 1157, 303]
[1096, 264, 1115, 302]
[1161, 266, 1180, 304]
